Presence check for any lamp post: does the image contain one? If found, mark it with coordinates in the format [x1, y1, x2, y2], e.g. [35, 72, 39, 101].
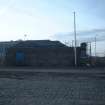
[24, 34, 27, 41]
[95, 34, 98, 57]
[73, 12, 77, 67]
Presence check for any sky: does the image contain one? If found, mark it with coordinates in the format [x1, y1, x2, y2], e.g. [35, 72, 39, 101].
[0, 0, 105, 55]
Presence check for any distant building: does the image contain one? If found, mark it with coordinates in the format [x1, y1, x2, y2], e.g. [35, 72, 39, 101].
[0, 41, 20, 65]
[0, 40, 87, 67]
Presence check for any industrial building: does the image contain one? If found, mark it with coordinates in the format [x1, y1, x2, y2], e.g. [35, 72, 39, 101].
[0, 40, 87, 67]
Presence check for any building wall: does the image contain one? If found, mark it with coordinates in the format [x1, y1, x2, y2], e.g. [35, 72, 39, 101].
[6, 47, 81, 67]
[0, 41, 19, 65]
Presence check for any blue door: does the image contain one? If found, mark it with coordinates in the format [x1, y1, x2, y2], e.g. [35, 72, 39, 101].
[16, 52, 25, 65]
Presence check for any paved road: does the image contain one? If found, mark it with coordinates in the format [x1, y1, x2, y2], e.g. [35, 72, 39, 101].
[0, 67, 105, 73]
[0, 74, 105, 105]
[0, 68, 105, 78]
[0, 68, 105, 105]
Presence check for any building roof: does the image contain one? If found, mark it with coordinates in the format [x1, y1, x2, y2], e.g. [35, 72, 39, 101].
[0, 41, 19, 48]
[12, 40, 68, 48]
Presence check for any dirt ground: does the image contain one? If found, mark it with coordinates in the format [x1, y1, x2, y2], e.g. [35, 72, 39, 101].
[0, 68, 105, 105]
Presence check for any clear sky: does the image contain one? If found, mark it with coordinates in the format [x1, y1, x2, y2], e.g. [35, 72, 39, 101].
[0, 0, 105, 41]
[0, 0, 105, 56]
[0, 0, 105, 55]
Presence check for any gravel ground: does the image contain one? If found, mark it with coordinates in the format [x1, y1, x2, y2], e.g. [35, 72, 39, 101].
[0, 72, 105, 105]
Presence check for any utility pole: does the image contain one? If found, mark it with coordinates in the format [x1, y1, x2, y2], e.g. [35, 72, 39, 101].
[95, 35, 98, 57]
[90, 42, 92, 65]
[73, 12, 77, 67]
[95, 36, 96, 57]
[90, 42, 92, 57]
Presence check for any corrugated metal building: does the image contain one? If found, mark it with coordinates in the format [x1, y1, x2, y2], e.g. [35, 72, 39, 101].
[5, 40, 86, 67]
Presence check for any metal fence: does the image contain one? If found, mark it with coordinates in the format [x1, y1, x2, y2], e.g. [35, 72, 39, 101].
[52, 31, 105, 67]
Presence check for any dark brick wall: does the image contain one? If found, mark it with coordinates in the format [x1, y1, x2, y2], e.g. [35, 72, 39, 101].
[5, 47, 81, 67]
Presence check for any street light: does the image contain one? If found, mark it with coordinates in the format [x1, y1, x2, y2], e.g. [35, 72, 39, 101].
[73, 12, 77, 67]
[24, 34, 27, 41]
